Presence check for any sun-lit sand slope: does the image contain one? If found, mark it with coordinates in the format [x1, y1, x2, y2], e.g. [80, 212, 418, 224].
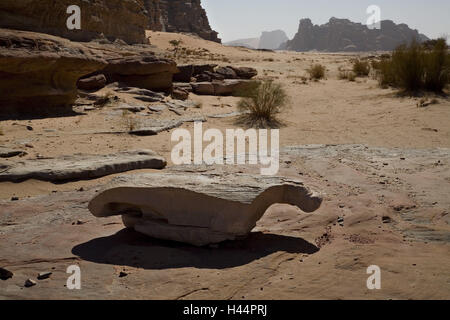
[0, 32, 449, 299]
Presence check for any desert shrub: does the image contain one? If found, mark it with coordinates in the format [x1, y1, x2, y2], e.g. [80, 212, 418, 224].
[352, 59, 370, 76]
[236, 81, 288, 128]
[423, 38, 450, 92]
[307, 64, 326, 80]
[375, 39, 450, 93]
[339, 70, 356, 81]
[374, 58, 397, 88]
[169, 39, 182, 47]
[391, 41, 425, 92]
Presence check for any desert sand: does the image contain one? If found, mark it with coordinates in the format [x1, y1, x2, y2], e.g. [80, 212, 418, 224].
[0, 31, 449, 299]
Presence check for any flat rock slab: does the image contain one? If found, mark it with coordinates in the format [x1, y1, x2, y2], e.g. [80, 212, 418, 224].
[130, 116, 206, 136]
[0, 147, 26, 158]
[0, 150, 166, 182]
[89, 172, 322, 246]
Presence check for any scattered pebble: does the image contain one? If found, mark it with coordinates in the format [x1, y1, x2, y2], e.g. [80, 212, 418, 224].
[11, 197, 19, 201]
[0, 267, 13, 280]
[37, 272, 52, 280]
[24, 279, 36, 287]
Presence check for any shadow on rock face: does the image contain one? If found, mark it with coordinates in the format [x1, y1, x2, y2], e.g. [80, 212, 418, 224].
[72, 229, 319, 270]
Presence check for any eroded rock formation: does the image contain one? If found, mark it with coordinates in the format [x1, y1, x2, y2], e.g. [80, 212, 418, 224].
[101, 55, 178, 92]
[0, 29, 107, 116]
[283, 18, 429, 52]
[88, 172, 323, 246]
[0, 150, 166, 182]
[0, 0, 149, 44]
[0, 0, 220, 44]
[152, 0, 220, 43]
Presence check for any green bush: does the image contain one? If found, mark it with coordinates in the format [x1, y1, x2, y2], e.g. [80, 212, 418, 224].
[375, 38, 450, 93]
[307, 64, 326, 80]
[423, 38, 450, 92]
[237, 81, 288, 128]
[352, 59, 370, 76]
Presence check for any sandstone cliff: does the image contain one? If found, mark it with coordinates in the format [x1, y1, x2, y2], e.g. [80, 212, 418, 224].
[0, 0, 149, 44]
[0, 0, 220, 44]
[283, 17, 429, 52]
[151, 0, 220, 43]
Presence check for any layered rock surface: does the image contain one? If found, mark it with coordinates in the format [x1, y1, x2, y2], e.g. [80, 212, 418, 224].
[100, 55, 178, 92]
[88, 172, 322, 246]
[0, 0, 149, 44]
[283, 18, 429, 52]
[0, 150, 166, 182]
[0, 29, 107, 116]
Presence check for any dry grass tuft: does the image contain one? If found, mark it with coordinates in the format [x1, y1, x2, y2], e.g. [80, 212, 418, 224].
[236, 81, 288, 128]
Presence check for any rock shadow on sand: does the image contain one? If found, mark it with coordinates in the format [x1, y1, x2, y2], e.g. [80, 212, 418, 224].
[72, 229, 319, 270]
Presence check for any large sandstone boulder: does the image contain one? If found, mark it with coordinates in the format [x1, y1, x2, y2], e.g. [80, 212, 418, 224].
[101, 55, 178, 92]
[77, 74, 107, 91]
[284, 17, 429, 52]
[88, 172, 322, 246]
[0, 0, 148, 44]
[0, 29, 106, 116]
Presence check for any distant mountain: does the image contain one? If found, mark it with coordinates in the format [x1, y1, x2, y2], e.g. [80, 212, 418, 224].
[259, 30, 289, 50]
[224, 37, 260, 49]
[224, 30, 289, 50]
[282, 17, 430, 52]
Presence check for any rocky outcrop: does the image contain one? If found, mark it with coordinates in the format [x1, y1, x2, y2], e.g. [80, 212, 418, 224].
[174, 64, 257, 83]
[259, 30, 289, 50]
[89, 172, 322, 246]
[0, 0, 219, 44]
[0, 150, 166, 182]
[101, 55, 178, 92]
[152, 0, 220, 43]
[284, 18, 430, 52]
[77, 74, 107, 91]
[0, 0, 149, 44]
[0, 29, 107, 116]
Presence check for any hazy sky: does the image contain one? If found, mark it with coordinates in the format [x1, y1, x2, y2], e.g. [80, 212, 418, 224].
[202, 0, 450, 42]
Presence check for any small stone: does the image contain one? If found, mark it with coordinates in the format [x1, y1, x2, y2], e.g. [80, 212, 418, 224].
[382, 216, 392, 224]
[0, 267, 13, 280]
[11, 197, 19, 201]
[76, 220, 85, 225]
[24, 279, 36, 287]
[119, 271, 128, 278]
[26, 126, 33, 131]
[37, 272, 52, 280]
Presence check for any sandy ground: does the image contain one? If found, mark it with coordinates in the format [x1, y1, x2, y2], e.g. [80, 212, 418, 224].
[0, 31, 449, 299]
